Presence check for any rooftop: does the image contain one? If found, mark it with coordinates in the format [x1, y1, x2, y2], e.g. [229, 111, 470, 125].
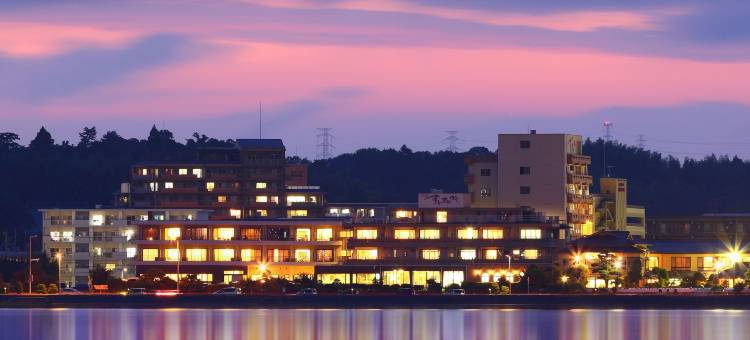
[235, 139, 285, 150]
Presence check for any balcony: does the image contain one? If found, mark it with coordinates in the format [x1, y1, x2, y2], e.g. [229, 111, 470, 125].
[567, 154, 592, 165]
[567, 193, 592, 204]
[567, 173, 593, 185]
[568, 213, 593, 224]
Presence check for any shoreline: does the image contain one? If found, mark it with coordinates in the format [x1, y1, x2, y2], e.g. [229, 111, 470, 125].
[2, 294, 750, 310]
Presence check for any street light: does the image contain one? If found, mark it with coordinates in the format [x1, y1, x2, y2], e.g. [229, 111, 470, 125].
[55, 253, 62, 290]
[561, 275, 569, 284]
[28, 235, 38, 294]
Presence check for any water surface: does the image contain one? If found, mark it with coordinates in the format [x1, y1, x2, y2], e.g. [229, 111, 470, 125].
[1, 308, 747, 340]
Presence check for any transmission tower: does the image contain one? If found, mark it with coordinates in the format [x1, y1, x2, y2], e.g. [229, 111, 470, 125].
[602, 121, 613, 177]
[637, 134, 646, 149]
[603, 121, 613, 142]
[316, 128, 335, 159]
[444, 130, 460, 152]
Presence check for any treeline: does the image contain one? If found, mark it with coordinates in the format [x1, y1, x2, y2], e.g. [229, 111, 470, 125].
[2, 126, 750, 242]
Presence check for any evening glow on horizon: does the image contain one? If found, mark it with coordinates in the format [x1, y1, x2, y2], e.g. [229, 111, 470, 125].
[2, 1, 750, 158]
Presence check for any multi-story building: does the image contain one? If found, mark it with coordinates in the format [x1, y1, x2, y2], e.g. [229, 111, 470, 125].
[466, 131, 594, 238]
[124, 139, 325, 220]
[133, 219, 344, 283]
[593, 178, 646, 237]
[646, 214, 750, 241]
[316, 193, 566, 287]
[40, 208, 210, 288]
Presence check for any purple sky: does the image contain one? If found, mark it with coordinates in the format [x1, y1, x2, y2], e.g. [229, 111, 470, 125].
[1, 1, 750, 159]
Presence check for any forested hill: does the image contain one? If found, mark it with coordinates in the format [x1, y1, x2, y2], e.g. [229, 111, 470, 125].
[3, 126, 750, 237]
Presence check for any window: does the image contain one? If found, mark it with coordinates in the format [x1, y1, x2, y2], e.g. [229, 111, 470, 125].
[50, 231, 61, 241]
[90, 214, 104, 226]
[192, 168, 203, 178]
[105, 263, 116, 271]
[140, 168, 149, 176]
[520, 140, 531, 148]
[164, 182, 174, 189]
[267, 249, 290, 262]
[165, 248, 180, 261]
[480, 168, 491, 176]
[217, 195, 227, 203]
[255, 210, 268, 217]
[240, 228, 261, 240]
[186, 248, 207, 261]
[256, 196, 269, 203]
[670, 256, 691, 270]
[286, 195, 305, 206]
[355, 248, 378, 260]
[459, 249, 477, 260]
[520, 186, 531, 195]
[241, 249, 257, 262]
[296, 228, 311, 241]
[436, 211, 448, 223]
[356, 229, 378, 240]
[164, 228, 181, 240]
[698, 256, 715, 270]
[484, 249, 498, 260]
[524, 249, 539, 260]
[457, 227, 478, 239]
[229, 209, 242, 219]
[214, 249, 234, 262]
[288, 210, 308, 217]
[93, 247, 102, 256]
[62, 231, 74, 242]
[149, 182, 159, 192]
[482, 229, 504, 239]
[295, 249, 311, 262]
[206, 182, 215, 191]
[480, 188, 491, 198]
[395, 210, 416, 219]
[422, 249, 440, 260]
[317, 249, 334, 262]
[394, 229, 416, 240]
[126, 247, 137, 258]
[520, 229, 542, 239]
[339, 230, 354, 238]
[213, 228, 235, 240]
[142, 249, 158, 261]
[271, 196, 279, 204]
[178, 168, 188, 175]
[256, 182, 267, 189]
[419, 229, 440, 240]
[520, 166, 531, 175]
[316, 228, 333, 241]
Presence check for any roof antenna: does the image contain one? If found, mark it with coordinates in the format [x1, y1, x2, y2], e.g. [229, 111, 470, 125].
[259, 101, 262, 139]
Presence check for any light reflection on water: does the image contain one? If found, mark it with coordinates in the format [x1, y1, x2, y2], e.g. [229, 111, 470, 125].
[0, 308, 748, 340]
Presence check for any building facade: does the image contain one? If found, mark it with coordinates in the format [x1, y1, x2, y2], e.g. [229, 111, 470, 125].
[593, 178, 646, 237]
[41, 208, 209, 287]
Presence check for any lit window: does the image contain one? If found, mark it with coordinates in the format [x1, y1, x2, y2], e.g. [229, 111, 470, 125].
[229, 209, 242, 219]
[93, 247, 102, 256]
[288, 210, 308, 217]
[178, 168, 188, 175]
[271, 196, 279, 204]
[255, 210, 268, 217]
[355, 248, 378, 260]
[50, 231, 61, 241]
[164, 228, 181, 240]
[436, 211, 448, 223]
[395, 210, 415, 219]
[356, 229, 378, 240]
[480, 188, 491, 198]
[192, 169, 203, 178]
[524, 249, 539, 260]
[62, 231, 74, 242]
[91, 214, 104, 226]
[485, 249, 498, 260]
[457, 227, 478, 239]
[256, 182, 267, 189]
[316, 228, 333, 241]
[339, 230, 354, 238]
[217, 196, 227, 203]
[186, 248, 207, 261]
[241, 249, 257, 262]
[419, 229, 440, 240]
[123, 229, 135, 241]
[165, 248, 180, 261]
[214, 228, 235, 240]
[520, 229, 542, 239]
[287, 195, 305, 206]
[140, 168, 149, 176]
[296, 228, 311, 241]
[126, 247, 137, 258]
[422, 249, 440, 260]
[459, 249, 477, 260]
[295, 249, 311, 262]
[142, 249, 158, 261]
[149, 182, 159, 192]
[482, 229, 504, 239]
[394, 229, 416, 240]
[342, 208, 350, 214]
[105, 263, 116, 271]
[164, 182, 174, 189]
[206, 182, 215, 191]
[256, 196, 268, 203]
[513, 249, 521, 255]
[214, 249, 235, 262]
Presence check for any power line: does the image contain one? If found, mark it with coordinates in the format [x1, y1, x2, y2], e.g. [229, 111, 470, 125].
[637, 134, 646, 149]
[316, 128, 335, 159]
[443, 130, 460, 152]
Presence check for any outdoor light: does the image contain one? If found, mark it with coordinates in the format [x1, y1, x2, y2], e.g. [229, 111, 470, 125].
[561, 275, 569, 283]
[614, 261, 623, 270]
[729, 251, 741, 264]
[573, 254, 581, 264]
[258, 263, 267, 272]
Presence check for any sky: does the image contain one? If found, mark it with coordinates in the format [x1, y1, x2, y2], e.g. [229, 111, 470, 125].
[2, 0, 750, 159]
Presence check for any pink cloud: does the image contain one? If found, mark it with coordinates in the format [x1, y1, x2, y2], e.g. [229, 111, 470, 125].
[0, 22, 138, 57]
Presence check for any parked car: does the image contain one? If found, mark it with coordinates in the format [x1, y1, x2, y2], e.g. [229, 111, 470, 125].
[296, 288, 318, 296]
[339, 288, 360, 295]
[126, 288, 147, 296]
[60, 288, 82, 295]
[213, 287, 242, 295]
[396, 287, 415, 295]
[445, 288, 465, 295]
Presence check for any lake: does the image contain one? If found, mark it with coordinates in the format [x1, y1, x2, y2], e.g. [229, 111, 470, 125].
[0, 308, 748, 339]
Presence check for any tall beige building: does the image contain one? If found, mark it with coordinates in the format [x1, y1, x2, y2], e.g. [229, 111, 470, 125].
[594, 177, 646, 237]
[466, 131, 594, 238]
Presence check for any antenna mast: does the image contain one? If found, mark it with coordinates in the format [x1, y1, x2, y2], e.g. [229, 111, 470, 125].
[444, 130, 460, 152]
[316, 128, 334, 159]
[603, 121, 613, 177]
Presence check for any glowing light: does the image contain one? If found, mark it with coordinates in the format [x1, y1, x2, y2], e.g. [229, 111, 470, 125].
[561, 275, 569, 283]
[573, 254, 581, 264]
[729, 251, 741, 264]
[258, 263, 267, 272]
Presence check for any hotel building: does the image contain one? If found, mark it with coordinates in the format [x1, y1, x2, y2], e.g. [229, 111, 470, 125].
[41, 208, 209, 287]
[593, 178, 646, 237]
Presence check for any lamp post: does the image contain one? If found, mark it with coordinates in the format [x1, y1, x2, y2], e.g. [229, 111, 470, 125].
[28, 235, 38, 294]
[55, 253, 62, 290]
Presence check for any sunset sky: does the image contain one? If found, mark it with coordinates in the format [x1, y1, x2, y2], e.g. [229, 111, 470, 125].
[2, 1, 750, 158]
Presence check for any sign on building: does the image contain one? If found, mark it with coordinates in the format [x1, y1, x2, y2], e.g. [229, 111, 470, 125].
[418, 193, 468, 208]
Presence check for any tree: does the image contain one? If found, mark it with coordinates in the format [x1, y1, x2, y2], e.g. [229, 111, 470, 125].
[89, 265, 113, 285]
[29, 126, 54, 150]
[590, 253, 622, 290]
[77, 126, 98, 148]
[563, 266, 589, 292]
[680, 272, 706, 288]
[0, 132, 21, 151]
[626, 259, 643, 287]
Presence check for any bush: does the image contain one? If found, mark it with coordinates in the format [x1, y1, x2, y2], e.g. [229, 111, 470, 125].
[47, 284, 59, 294]
[426, 279, 442, 294]
[733, 282, 746, 294]
[35, 283, 47, 294]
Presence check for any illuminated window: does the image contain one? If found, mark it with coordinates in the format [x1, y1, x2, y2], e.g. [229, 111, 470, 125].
[287, 195, 305, 206]
[459, 249, 477, 260]
[241, 249, 257, 262]
[105, 263, 116, 271]
[520, 229, 542, 239]
[164, 182, 174, 189]
[316, 228, 333, 241]
[192, 168, 203, 178]
[339, 230, 354, 238]
[62, 231, 74, 242]
[395, 210, 415, 219]
[485, 249, 498, 260]
[355, 248, 378, 260]
[436, 211, 448, 223]
[186, 248, 207, 261]
[255, 210, 268, 217]
[647, 256, 659, 270]
[165, 248, 180, 261]
[394, 229, 416, 240]
[229, 209, 242, 219]
[178, 168, 188, 175]
[288, 210, 308, 217]
[90, 214, 104, 226]
[50, 231, 61, 241]
[142, 249, 158, 261]
[482, 229, 504, 239]
[422, 249, 440, 260]
[149, 182, 159, 192]
[217, 195, 227, 203]
[140, 168, 149, 176]
[123, 229, 135, 241]
[419, 229, 440, 240]
[256, 196, 268, 203]
[524, 249, 539, 260]
[457, 227, 478, 239]
[197, 274, 213, 282]
[356, 229, 378, 240]
[164, 228, 181, 240]
[296, 228, 311, 241]
[214, 249, 235, 262]
[295, 249, 311, 262]
[256, 182, 267, 189]
[271, 196, 279, 204]
[93, 247, 102, 256]
[206, 182, 215, 191]
[126, 247, 137, 258]
[213, 228, 235, 240]
[513, 249, 521, 255]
